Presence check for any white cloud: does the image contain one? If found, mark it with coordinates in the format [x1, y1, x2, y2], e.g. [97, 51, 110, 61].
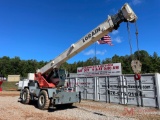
[83, 49, 107, 56]
[83, 49, 94, 55]
[111, 30, 119, 35]
[114, 36, 122, 43]
[96, 50, 107, 55]
[132, 0, 142, 5]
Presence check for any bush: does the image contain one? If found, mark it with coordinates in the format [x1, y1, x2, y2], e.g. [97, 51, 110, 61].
[1, 81, 18, 91]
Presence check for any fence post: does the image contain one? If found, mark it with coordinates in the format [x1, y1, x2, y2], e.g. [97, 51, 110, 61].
[94, 77, 98, 101]
[155, 73, 160, 109]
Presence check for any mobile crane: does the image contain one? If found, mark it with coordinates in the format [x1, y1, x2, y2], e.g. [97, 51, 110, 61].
[19, 3, 138, 110]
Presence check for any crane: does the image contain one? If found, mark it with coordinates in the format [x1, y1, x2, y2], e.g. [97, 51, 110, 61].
[19, 3, 138, 110]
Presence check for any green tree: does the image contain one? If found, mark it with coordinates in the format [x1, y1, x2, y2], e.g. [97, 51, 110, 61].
[150, 52, 160, 73]
[102, 58, 112, 64]
[0, 49, 159, 77]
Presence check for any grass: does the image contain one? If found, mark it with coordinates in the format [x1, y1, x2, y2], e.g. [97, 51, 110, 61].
[1, 81, 18, 91]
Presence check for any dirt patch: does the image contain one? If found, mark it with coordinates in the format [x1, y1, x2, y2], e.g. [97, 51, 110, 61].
[0, 91, 20, 97]
[0, 91, 160, 120]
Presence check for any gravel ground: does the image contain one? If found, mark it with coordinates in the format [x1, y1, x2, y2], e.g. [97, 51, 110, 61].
[0, 91, 160, 120]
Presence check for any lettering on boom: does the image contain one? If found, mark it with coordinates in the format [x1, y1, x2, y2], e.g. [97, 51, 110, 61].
[82, 27, 101, 43]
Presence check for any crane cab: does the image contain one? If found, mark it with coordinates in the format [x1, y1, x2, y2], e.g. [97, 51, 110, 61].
[47, 68, 66, 87]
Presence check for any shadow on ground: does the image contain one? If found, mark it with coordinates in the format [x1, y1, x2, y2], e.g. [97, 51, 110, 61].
[18, 100, 77, 112]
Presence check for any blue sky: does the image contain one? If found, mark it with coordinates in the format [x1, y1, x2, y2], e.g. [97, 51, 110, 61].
[0, 0, 160, 63]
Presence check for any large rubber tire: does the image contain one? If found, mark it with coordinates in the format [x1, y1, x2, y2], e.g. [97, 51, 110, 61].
[21, 88, 30, 104]
[37, 90, 50, 110]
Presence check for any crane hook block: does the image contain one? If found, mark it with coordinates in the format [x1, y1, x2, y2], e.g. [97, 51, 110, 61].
[134, 73, 141, 80]
[131, 60, 142, 74]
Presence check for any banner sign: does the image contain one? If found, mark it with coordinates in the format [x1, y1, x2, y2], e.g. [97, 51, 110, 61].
[77, 63, 122, 76]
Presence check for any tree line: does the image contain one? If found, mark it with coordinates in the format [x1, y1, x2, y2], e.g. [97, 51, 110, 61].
[0, 50, 160, 78]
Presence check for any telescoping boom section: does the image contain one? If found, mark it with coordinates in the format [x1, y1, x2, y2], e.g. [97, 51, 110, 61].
[38, 3, 137, 76]
[35, 3, 137, 88]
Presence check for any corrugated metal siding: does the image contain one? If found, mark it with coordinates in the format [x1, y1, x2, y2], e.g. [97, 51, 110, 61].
[66, 73, 160, 109]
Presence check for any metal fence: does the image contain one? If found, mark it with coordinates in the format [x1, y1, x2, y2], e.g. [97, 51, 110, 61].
[66, 73, 160, 109]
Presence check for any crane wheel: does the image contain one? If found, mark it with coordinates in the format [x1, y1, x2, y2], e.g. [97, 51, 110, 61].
[38, 90, 50, 110]
[21, 88, 30, 104]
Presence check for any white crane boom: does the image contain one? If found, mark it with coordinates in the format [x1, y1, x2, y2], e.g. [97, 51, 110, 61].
[38, 3, 137, 74]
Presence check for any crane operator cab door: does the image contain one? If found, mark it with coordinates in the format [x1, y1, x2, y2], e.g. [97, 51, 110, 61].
[49, 68, 66, 87]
